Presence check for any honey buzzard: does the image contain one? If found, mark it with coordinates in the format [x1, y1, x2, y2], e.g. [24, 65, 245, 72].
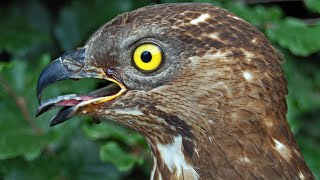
[36, 3, 314, 180]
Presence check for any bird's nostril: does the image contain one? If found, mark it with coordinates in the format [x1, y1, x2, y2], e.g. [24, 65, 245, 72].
[106, 68, 114, 77]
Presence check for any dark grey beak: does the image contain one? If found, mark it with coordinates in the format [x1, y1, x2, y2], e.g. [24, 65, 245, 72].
[36, 48, 106, 126]
[36, 47, 106, 105]
[36, 47, 125, 127]
[37, 48, 87, 104]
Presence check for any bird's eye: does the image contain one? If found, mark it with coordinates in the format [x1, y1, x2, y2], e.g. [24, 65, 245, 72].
[133, 43, 163, 72]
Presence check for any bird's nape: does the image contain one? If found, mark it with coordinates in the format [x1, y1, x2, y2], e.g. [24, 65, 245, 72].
[36, 3, 315, 179]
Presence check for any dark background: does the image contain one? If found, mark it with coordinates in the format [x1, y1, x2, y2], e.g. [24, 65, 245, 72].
[0, 0, 319, 179]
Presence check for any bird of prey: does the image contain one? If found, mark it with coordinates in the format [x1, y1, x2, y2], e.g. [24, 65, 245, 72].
[36, 3, 315, 180]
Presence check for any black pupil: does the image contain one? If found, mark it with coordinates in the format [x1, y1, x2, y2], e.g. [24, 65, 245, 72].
[141, 51, 152, 63]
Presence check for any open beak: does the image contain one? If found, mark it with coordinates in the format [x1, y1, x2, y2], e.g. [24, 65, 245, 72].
[36, 48, 127, 126]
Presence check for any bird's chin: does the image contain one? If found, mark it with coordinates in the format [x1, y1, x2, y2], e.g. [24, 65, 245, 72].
[36, 78, 127, 127]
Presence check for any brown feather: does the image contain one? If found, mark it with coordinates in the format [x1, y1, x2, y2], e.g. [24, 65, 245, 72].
[76, 3, 314, 180]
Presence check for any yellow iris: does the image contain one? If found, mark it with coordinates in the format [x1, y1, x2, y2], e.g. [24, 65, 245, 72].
[133, 43, 163, 72]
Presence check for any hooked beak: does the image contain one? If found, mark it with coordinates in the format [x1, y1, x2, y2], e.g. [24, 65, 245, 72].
[36, 48, 127, 126]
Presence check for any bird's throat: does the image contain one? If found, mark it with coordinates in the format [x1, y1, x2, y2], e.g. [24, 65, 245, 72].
[148, 136, 199, 180]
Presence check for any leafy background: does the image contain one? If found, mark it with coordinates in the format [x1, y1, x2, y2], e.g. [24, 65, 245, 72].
[0, 0, 319, 179]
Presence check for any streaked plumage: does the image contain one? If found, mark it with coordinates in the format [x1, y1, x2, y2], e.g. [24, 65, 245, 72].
[36, 3, 314, 179]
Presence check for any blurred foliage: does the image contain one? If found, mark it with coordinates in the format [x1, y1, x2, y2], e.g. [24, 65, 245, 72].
[0, 0, 319, 179]
[267, 18, 320, 56]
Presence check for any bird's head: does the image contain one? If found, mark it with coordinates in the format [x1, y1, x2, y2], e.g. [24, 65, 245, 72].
[36, 3, 313, 179]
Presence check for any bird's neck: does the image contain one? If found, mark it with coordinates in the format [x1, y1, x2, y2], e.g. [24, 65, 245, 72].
[144, 112, 314, 180]
[137, 90, 314, 179]
[146, 135, 199, 180]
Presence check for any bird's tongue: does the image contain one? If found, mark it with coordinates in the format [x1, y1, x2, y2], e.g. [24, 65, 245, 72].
[36, 83, 121, 117]
[36, 94, 96, 117]
[55, 95, 94, 106]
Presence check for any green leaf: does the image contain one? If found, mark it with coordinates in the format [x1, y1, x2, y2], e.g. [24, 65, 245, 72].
[224, 3, 283, 29]
[0, 57, 52, 160]
[83, 122, 146, 147]
[0, 1, 50, 55]
[100, 141, 143, 172]
[266, 18, 320, 56]
[1, 131, 124, 180]
[83, 122, 148, 174]
[305, 0, 320, 13]
[0, 17, 43, 54]
[83, 122, 127, 140]
[282, 50, 320, 118]
[0, 127, 51, 160]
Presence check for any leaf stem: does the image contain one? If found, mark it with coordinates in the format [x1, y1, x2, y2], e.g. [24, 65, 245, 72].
[0, 75, 43, 135]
